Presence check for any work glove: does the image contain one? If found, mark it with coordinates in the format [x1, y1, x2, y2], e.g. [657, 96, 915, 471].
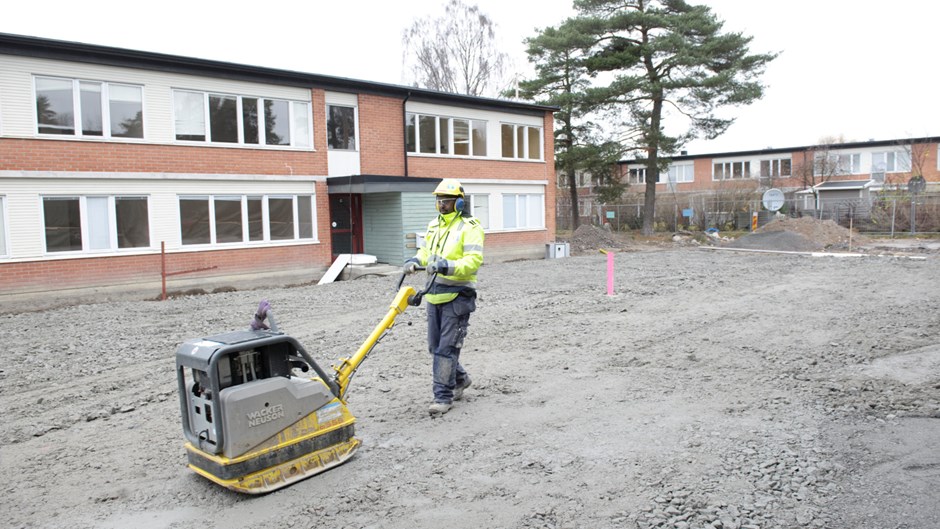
[250, 300, 271, 331]
[428, 259, 451, 276]
[403, 260, 419, 275]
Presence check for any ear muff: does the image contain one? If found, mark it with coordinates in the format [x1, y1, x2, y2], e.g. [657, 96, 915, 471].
[455, 197, 465, 212]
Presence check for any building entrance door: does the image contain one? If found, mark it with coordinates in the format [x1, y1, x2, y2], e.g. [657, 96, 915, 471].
[329, 194, 363, 258]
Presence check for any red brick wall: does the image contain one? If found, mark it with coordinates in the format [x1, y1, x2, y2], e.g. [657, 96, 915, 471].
[358, 94, 406, 175]
[0, 243, 330, 294]
[0, 138, 327, 175]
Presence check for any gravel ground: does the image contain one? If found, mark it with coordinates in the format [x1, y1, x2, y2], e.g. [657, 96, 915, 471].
[1, 240, 939, 529]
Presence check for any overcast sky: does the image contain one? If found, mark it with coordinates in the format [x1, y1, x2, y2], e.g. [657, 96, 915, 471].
[3, 0, 938, 155]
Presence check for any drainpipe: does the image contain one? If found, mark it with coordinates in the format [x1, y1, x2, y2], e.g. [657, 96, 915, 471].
[402, 91, 411, 177]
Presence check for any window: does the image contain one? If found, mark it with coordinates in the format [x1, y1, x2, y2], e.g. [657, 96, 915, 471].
[35, 77, 143, 139]
[327, 105, 357, 150]
[502, 194, 544, 230]
[628, 167, 646, 184]
[468, 194, 489, 229]
[664, 163, 694, 184]
[42, 196, 150, 253]
[871, 152, 911, 173]
[178, 195, 315, 246]
[760, 158, 791, 178]
[713, 161, 750, 180]
[173, 90, 311, 147]
[405, 112, 487, 157]
[500, 123, 542, 160]
[814, 153, 860, 176]
[0, 196, 7, 257]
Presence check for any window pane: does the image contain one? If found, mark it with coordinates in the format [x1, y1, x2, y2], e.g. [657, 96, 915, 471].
[471, 194, 489, 229]
[214, 197, 243, 243]
[87, 197, 110, 250]
[405, 113, 416, 153]
[109, 84, 143, 138]
[328, 105, 356, 150]
[453, 119, 469, 155]
[243, 98, 259, 144]
[418, 115, 437, 154]
[264, 99, 290, 145]
[174, 91, 205, 141]
[516, 126, 524, 158]
[298, 196, 313, 239]
[501, 124, 514, 157]
[527, 127, 540, 159]
[269, 198, 294, 240]
[36, 78, 75, 135]
[209, 94, 238, 143]
[760, 160, 770, 177]
[471, 121, 487, 156]
[527, 195, 542, 228]
[79, 82, 103, 136]
[179, 198, 210, 245]
[780, 159, 791, 176]
[247, 197, 264, 241]
[503, 194, 517, 229]
[439, 118, 449, 155]
[293, 102, 311, 148]
[116, 197, 150, 248]
[43, 197, 82, 252]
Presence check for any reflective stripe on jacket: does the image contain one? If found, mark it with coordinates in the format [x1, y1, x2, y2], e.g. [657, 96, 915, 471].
[414, 211, 484, 304]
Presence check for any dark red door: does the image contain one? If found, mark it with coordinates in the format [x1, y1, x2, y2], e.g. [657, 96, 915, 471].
[329, 194, 363, 258]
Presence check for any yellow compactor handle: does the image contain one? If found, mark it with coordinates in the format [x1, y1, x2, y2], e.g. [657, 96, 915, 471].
[332, 285, 416, 399]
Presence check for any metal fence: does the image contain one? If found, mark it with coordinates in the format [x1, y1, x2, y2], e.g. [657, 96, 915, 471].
[557, 193, 940, 236]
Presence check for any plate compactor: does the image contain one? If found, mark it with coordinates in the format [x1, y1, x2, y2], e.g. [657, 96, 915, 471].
[175, 272, 431, 494]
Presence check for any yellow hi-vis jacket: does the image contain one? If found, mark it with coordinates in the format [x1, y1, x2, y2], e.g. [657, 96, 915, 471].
[413, 210, 484, 304]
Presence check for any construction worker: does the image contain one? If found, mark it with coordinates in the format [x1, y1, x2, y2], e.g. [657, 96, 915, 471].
[404, 178, 484, 416]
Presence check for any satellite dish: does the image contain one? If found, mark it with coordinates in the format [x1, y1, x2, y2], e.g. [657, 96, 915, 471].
[762, 188, 785, 211]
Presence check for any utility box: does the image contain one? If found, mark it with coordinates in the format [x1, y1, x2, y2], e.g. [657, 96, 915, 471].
[545, 242, 570, 259]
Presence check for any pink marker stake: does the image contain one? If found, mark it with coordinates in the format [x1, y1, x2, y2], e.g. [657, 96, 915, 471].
[606, 251, 614, 296]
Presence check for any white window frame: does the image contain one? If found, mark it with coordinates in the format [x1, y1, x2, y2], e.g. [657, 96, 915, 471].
[172, 90, 312, 148]
[33, 76, 144, 140]
[814, 152, 861, 176]
[502, 193, 544, 230]
[628, 167, 647, 184]
[663, 163, 694, 184]
[178, 194, 316, 247]
[759, 157, 792, 178]
[41, 195, 151, 255]
[326, 104, 359, 151]
[871, 151, 911, 173]
[406, 112, 487, 157]
[500, 123, 543, 161]
[713, 160, 751, 180]
[468, 193, 490, 230]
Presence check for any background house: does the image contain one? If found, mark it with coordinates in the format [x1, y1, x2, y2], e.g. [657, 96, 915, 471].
[563, 137, 940, 231]
[0, 33, 557, 298]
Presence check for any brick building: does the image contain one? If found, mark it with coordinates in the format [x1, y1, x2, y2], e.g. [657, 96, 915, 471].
[0, 33, 557, 297]
[559, 137, 940, 228]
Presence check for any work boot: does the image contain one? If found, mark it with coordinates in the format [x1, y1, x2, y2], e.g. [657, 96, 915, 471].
[454, 377, 472, 401]
[428, 401, 452, 416]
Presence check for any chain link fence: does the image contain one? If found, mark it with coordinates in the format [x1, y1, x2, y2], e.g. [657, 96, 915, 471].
[557, 192, 940, 236]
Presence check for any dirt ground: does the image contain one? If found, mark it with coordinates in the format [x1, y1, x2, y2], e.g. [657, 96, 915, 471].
[2, 220, 939, 529]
